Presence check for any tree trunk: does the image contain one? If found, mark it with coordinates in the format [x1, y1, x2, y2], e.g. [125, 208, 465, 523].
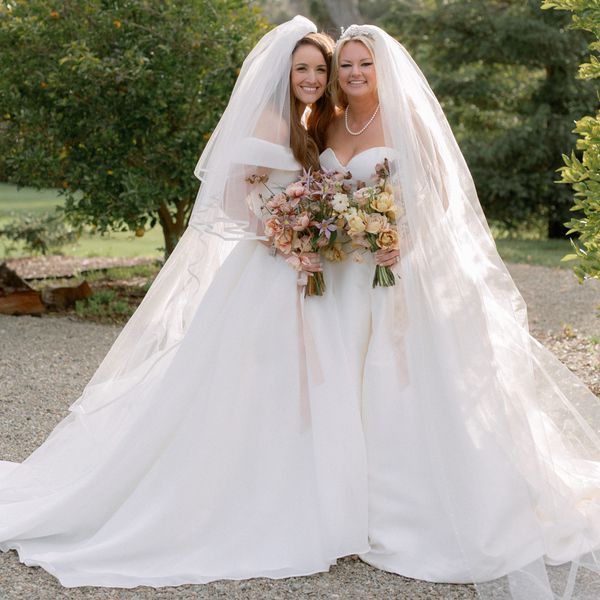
[157, 200, 189, 258]
[322, 0, 363, 27]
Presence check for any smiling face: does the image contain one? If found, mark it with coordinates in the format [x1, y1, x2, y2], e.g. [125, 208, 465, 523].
[290, 43, 328, 107]
[337, 40, 377, 102]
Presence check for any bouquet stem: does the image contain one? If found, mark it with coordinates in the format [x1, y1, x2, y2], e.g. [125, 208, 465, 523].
[305, 271, 326, 297]
[372, 264, 396, 288]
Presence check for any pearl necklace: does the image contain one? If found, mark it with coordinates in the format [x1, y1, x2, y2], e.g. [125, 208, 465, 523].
[344, 103, 380, 136]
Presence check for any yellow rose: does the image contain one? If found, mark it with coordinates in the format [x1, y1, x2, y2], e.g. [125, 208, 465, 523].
[376, 228, 399, 250]
[347, 215, 366, 235]
[371, 191, 395, 213]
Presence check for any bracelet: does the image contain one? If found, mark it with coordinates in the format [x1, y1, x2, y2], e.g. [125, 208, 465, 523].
[268, 245, 277, 257]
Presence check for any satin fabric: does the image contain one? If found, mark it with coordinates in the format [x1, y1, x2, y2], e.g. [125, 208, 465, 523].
[321, 147, 600, 590]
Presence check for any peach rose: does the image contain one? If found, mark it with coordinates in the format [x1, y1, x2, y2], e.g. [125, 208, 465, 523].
[292, 213, 310, 231]
[264, 217, 283, 238]
[365, 213, 388, 234]
[376, 228, 400, 250]
[274, 228, 294, 254]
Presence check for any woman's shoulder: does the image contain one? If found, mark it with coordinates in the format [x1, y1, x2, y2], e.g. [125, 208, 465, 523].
[234, 137, 300, 171]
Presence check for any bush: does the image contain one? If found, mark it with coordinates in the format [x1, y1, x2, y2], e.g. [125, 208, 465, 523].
[543, 0, 600, 280]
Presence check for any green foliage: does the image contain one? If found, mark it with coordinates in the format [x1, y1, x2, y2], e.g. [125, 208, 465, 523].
[0, 209, 80, 255]
[75, 288, 133, 320]
[542, 0, 600, 280]
[558, 113, 600, 280]
[0, 0, 268, 256]
[83, 262, 161, 282]
[383, 0, 597, 237]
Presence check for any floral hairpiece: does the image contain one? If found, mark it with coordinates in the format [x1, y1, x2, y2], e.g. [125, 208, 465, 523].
[339, 24, 375, 41]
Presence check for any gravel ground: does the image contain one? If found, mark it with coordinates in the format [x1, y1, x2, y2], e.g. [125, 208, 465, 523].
[0, 263, 599, 600]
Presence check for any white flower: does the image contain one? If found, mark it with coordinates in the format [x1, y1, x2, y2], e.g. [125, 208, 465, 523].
[331, 192, 350, 213]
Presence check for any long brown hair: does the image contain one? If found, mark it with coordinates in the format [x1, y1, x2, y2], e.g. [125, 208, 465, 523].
[290, 33, 335, 172]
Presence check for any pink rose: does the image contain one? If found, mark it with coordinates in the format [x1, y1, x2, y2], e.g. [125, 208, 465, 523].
[264, 217, 283, 238]
[266, 193, 286, 210]
[285, 182, 306, 198]
[292, 213, 310, 231]
[274, 229, 293, 254]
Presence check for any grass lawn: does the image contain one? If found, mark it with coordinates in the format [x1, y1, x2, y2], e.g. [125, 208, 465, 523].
[0, 182, 574, 268]
[494, 238, 572, 269]
[0, 183, 163, 259]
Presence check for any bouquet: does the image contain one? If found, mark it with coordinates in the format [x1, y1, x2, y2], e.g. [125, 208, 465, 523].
[248, 169, 350, 296]
[331, 159, 400, 287]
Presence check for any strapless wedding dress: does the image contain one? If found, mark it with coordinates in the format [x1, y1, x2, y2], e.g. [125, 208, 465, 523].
[320, 146, 600, 585]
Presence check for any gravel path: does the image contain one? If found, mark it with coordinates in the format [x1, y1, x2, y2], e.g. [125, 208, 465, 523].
[0, 263, 599, 600]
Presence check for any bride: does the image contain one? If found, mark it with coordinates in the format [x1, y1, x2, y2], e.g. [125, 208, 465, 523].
[320, 24, 600, 600]
[1, 15, 600, 600]
[0, 16, 373, 587]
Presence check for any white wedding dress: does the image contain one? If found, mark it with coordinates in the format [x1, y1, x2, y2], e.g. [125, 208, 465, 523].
[320, 146, 600, 588]
[0, 141, 371, 587]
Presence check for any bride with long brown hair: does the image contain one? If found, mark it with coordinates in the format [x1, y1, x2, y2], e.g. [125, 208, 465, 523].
[0, 17, 372, 588]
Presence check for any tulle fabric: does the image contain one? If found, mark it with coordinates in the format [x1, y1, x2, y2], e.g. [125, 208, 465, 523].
[339, 25, 600, 600]
[191, 15, 315, 239]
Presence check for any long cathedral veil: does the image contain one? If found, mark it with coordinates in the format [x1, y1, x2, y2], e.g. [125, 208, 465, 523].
[69, 16, 316, 414]
[343, 23, 600, 600]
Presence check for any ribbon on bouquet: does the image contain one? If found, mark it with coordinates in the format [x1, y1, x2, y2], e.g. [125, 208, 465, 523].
[285, 254, 313, 287]
[293, 274, 325, 431]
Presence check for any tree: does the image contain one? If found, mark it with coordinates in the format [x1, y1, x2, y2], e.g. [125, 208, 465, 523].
[542, 0, 600, 280]
[0, 0, 268, 256]
[383, 0, 597, 237]
[258, 0, 364, 29]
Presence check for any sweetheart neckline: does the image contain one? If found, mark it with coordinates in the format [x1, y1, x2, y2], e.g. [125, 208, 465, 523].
[321, 146, 391, 169]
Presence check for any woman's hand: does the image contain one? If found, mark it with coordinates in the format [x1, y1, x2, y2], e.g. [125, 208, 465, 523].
[374, 248, 400, 267]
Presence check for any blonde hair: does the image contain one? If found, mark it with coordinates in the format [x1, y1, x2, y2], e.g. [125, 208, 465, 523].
[329, 35, 377, 109]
